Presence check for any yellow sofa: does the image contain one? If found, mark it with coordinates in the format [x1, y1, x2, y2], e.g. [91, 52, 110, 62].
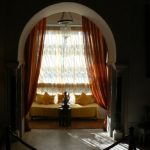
[29, 92, 106, 119]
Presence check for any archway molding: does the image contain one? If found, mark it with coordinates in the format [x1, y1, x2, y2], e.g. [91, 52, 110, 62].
[18, 2, 116, 68]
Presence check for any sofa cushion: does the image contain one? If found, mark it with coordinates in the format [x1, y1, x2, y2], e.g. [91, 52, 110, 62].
[75, 92, 93, 105]
[87, 94, 96, 103]
[57, 93, 64, 103]
[49, 95, 55, 104]
[36, 94, 44, 104]
[42, 92, 54, 104]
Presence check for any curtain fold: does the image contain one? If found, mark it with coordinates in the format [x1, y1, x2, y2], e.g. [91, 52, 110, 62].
[23, 18, 46, 129]
[82, 16, 109, 110]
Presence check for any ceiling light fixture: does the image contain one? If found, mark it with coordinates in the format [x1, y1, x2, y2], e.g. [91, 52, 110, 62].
[57, 12, 73, 25]
[57, 12, 73, 39]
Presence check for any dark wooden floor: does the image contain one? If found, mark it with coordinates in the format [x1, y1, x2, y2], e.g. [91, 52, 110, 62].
[29, 118, 105, 129]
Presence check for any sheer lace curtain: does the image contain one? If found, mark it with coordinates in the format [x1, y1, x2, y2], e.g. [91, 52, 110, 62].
[37, 29, 91, 95]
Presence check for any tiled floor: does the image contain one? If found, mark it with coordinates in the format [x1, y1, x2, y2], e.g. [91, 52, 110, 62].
[11, 129, 149, 150]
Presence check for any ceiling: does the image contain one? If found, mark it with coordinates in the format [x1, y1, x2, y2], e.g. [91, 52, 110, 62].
[46, 12, 82, 27]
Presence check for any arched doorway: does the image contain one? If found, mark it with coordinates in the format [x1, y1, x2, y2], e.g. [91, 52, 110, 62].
[18, 2, 116, 67]
[18, 2, 116, 135]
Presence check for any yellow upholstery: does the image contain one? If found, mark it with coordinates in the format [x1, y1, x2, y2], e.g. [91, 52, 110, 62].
[36, 92, 54, 104]
[30, 103, 60, 118]
[30, 93, 105, 119]
[49, 95, 55, 104]
[70, 103, 99, 118]
[57, 94, 64, 103]
[87, 94, 96, 103]
[36, 94, 44, 104]
[75, 92, 93, 105]
[42, 92, 51, 104]
[30, 102, 104, 119]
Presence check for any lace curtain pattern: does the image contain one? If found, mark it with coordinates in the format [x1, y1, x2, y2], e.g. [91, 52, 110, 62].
[37, 29, 91, 94]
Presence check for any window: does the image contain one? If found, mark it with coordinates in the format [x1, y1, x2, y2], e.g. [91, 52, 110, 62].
[37, 29, 91, 94]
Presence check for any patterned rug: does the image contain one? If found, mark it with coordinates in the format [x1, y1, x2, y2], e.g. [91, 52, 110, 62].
[29, 119, 105, 129]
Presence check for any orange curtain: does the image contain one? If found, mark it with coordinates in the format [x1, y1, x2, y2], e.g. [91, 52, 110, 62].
[24, 18, 46, 122]
[82, 16, 109, 110]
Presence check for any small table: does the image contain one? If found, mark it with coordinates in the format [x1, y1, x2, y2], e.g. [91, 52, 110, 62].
[59, 107, 71, 127]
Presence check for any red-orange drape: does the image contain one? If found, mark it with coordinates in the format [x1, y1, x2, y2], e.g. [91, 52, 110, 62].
[82, 16, 109, 110]
[24, 18, 46, 120]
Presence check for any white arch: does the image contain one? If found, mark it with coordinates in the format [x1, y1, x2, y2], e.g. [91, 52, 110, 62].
[18, 2, 116, 68]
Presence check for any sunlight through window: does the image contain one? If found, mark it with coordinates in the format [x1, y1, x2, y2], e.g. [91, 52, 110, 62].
[37, 29, 91, 94]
